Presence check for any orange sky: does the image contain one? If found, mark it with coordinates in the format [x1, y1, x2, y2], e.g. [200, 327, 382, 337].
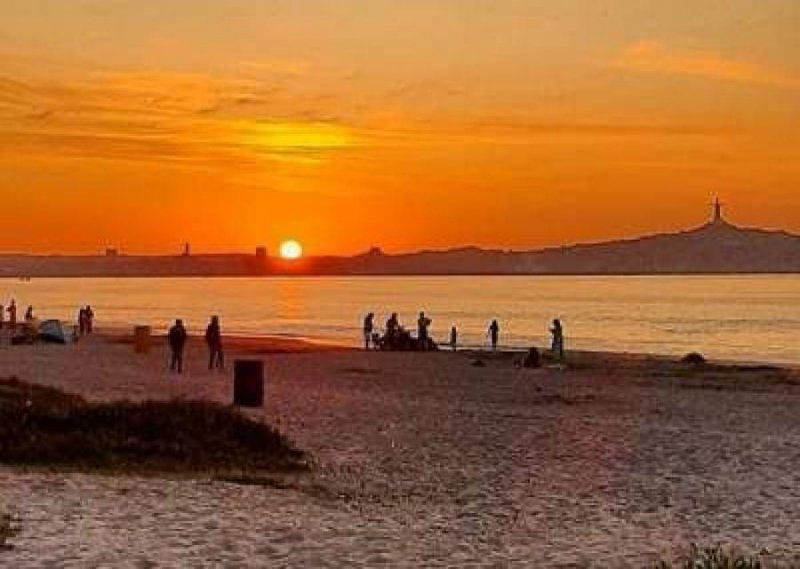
[1, 1, 799, 255]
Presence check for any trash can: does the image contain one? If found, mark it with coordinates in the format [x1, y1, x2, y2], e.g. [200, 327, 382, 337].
[134, 325, 151, 353]
[234, 359, 264, 407]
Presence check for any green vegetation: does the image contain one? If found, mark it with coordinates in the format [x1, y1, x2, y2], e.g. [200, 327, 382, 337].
[652, 545, 769, 569]
[0, 509, 20, 550]
[0, 378, 306, 474]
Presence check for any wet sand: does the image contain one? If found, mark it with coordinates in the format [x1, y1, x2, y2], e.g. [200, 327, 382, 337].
[1, 332, 800, 567]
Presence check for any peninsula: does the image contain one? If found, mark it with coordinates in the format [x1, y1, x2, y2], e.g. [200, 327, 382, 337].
[3, 201, 799, 277]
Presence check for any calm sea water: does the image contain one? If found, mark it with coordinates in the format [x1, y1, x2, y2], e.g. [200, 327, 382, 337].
[0, 276, 798, 364]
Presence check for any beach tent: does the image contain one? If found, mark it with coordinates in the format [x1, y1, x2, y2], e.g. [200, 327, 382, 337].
[39, 320, 67, 344]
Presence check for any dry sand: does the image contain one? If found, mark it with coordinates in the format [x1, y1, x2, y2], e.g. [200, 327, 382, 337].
[1, 331, 800, 567]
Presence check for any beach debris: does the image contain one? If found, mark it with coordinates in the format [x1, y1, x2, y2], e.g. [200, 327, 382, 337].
[340, 367, 380, 376]
[471, 359, 486, 367]
[681, 352, 707, 366]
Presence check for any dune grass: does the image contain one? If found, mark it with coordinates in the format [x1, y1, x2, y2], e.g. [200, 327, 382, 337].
[0, 509, 20, 550]
[0, 377, 306, 475]
[652, 544, 771, 569]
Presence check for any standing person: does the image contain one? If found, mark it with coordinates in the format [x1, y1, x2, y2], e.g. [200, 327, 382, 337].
[385, 313, 399, 339]
[168, 319, 188, 374]
[450, 326, 458, 352]
[0, 303, 4, 329]
[550, 319, 565, 362]
[205, 315, 224, 370]
[362, 312, 375, 349]
[488, 319, 499, 351]
[85, 305, 95, 334]
[7, 300, 17, 329]
[417, 311, 431, 349]
[24, 306, 34, 321]
[78, 307, 86, 336]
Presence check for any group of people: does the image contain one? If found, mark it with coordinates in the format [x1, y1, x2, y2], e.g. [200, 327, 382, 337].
[362, 311, 566, 361]
[77, 305, 95, 336]
[166, 316, 224, 374]
[0, 299, 38, 330]
[362, 311, 437, 351]
[0, 300, 16, 329]
[489, 318, 565, 361]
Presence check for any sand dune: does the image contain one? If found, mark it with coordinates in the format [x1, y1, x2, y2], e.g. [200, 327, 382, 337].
[1, 333, 800, 567]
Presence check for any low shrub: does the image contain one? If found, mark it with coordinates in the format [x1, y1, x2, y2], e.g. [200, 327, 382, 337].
[0, 377, 306, 474]
[0, 509, 20, 550]
[653, 544, 764, 569]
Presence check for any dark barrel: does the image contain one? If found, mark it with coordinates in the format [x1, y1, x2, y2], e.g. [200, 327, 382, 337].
[134, 325, 151, 353]
[233, 360, 265, 407]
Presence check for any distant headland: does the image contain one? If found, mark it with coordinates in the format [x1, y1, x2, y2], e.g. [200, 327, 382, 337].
[2, 200, 799, 277]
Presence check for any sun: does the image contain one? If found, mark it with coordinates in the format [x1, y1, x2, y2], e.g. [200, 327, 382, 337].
[279, 239, 303, 260]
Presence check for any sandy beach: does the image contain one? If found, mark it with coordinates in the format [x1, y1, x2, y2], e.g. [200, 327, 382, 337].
[1, 331, 800, 567]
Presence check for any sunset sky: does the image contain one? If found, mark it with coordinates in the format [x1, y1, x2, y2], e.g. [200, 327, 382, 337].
[1, 0, 799, 255]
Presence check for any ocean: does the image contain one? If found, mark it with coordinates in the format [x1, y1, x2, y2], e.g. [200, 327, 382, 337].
[1, 275, 798, 364]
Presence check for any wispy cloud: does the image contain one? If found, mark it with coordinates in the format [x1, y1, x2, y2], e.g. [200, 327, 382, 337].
[608, 41, 800, 90]
[0, 52, 744, 169]
[0, 67, 358, 166]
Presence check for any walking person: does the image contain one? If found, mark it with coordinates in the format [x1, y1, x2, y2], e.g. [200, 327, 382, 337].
[168, 319, 188, 373]
[488, 319, 499, 351]
[205, 315, 224, 370]
[24, 306, 34, 322]
[450, 326, 458, 352]
[363, 312, 375, 349]
[550, 319, 565, 362]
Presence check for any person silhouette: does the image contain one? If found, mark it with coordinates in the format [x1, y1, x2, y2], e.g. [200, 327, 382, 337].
[205, 315, 224, 370]
[550, 319, 565, 362]
[386, 313, 399, 339]
[85, 305, 95, 333]
[24, 306, 34, 321]
[7, 300, 17, 329]
[78, 307, 86, 336]
[450, 326, 458, 352]
[488, 319, 499, 351]
[168, 319, 188, 373]
[417, 311, 431, 349]
[363, 312, 375, 349]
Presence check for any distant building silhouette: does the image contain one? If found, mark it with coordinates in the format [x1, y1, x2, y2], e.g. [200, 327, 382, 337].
[105, 248, 119, 257]
[255, 246, 268, 259]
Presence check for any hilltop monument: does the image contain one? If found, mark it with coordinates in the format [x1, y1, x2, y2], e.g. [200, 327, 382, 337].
[711, 197, 726, 225]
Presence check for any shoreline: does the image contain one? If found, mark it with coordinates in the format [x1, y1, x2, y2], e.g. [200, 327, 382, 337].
[92, 328, 800, 370]
[4, 322, 798, 369]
